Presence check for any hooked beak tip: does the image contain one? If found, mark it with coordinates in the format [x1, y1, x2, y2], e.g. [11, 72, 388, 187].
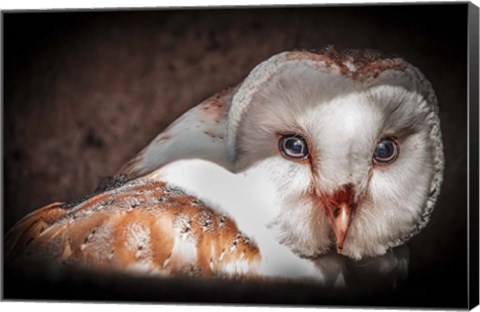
[319, 184, 356, 254]
[326, 202, 355, 254]
[334, 228, 347, 253]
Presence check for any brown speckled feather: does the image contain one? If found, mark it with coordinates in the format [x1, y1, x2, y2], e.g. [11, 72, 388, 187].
[5, 179, 261, 277]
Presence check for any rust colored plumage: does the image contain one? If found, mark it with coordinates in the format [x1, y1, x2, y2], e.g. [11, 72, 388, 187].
[5, 179, 261, 278]
[286, 47, 407, 79]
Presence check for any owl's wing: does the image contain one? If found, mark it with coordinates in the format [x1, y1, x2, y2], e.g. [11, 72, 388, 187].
[113, 87, 236, 185]
[4, 201, 67, 263]
[5, 179, 261, 277]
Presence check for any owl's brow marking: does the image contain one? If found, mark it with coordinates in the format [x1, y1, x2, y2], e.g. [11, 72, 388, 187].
[285, 48, 407, 79]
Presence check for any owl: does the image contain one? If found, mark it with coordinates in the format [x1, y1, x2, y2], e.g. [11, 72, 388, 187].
[5, 47, 444, 286]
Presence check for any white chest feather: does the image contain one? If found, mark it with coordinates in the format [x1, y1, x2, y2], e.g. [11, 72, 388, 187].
[147, 159, 325, 281]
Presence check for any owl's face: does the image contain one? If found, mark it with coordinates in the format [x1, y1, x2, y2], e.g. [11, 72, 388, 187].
[231, 53, 443, 259]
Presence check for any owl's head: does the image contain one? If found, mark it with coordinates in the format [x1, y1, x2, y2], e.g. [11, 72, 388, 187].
[227, 48, 444, 259]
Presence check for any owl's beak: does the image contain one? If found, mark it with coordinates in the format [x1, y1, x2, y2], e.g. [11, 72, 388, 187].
[322, 184, 356, 253]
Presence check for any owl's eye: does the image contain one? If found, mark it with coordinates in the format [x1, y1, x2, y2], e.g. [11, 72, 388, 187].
[279, 134, 309, 160]
[374, 138, 399, 164]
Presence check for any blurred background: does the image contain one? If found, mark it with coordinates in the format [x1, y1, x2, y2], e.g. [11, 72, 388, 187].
[3, 3, 469, 307]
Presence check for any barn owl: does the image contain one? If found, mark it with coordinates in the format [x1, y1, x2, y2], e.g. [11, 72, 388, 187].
[5, 48, 444, 287]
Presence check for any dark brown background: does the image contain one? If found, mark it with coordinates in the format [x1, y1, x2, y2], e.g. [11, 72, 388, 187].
[3, 4, 469, 307]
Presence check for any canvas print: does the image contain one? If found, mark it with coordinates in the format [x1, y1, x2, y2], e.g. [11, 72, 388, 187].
[2, 3, 478, 309]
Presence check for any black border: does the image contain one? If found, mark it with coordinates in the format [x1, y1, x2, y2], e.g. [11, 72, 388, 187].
[468, 2, 479, 310]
